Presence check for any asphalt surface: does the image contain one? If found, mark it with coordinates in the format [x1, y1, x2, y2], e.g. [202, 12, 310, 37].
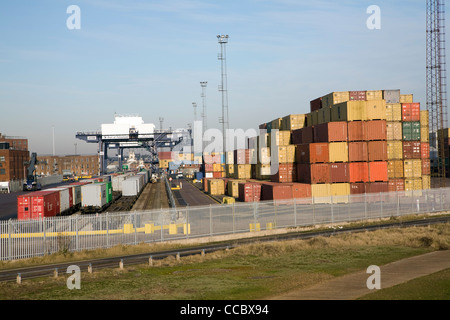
[170, 178, 218, 207]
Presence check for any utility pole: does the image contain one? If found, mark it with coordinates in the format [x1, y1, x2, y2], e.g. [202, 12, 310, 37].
[200, 82, 208, 150]
[217, 35, 230, 153]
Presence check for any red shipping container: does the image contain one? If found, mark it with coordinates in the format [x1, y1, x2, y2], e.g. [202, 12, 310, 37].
[350, 182, 367, 195]
[17, 190, 60, 220]
[388, 179, 405, 192]
[329, 163, 349, 183]
[234, 149, 251, 164]
[296, 143, 329, 164]
[213, 171, 223, 178]
[348, 142, 368, 162]
[292, 129, 303, 145]
[422, 159, 431, 175]
[403, 141, 421, 159]
[348, 121, 365, 141]
[271, 163, 296, 183]
[204, 154, 221, 164]
[367, 182, 388, 193]
[261, 182, 293, 201]
[364, 120, 387, 141]
[369, 161, 388, 182]
[368, 141, 388, 161]
[299, 126, 314, 144]
[203, 178, 210, 192]
[238, 182, 261, 202]
[349, 162, 369, 183]
[158, 151, 173, 160]
[349, 91, 366, 101]
[296, 163, 330, 184]
[289, 183, 312, 199]
[314, 122, 348, 143]
[204, 164, 214, 172]
[402, 103, 420, 122]
[310, 97, 322, 112]
[421, 142, 430, 159]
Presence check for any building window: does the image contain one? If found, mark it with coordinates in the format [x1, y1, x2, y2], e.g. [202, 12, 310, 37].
[0, 156, 5, 162]
[0, 169, 5, 175]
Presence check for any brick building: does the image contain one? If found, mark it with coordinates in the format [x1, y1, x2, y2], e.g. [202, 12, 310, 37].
[35, 154, 100, 177]
[0, 134, 30, 182]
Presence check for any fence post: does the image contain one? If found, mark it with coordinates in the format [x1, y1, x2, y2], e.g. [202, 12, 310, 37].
[330, 196, 334, 227]
[380, 192, 383, 220]
[396, 190, 400, 216]
[75, 215, 79, 252]
[364, 192, 367, 220]
[186, 205, 189, 239]
[209, 204, 212, 237]
[232, 202, 235, 234]
[294, 199, 297, 227]
[106, 213, 109, 248]
[8, 219, 12, 261]
[134, 211, 137, 246]
[42, 217, 46, 256]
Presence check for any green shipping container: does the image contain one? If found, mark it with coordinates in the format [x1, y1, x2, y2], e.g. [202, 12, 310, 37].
[96, 181, 113, 204]
[266, 122, 272, 133]
[402, 122, 421, 141]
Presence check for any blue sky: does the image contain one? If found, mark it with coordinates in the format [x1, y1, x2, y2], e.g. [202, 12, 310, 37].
[0, 0, 435, 155]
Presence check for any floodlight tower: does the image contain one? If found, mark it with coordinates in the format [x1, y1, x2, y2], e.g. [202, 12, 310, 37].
[427, 0, 448, 187]
[217, 34, 230, 152]
[159, 117, 164, 131]
[192, 102, 197, 122]
[200, 81, 208, 130]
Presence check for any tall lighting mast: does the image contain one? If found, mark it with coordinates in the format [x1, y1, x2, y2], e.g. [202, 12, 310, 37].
[217, 35, 230, 153]
[427, 0, 448, 187]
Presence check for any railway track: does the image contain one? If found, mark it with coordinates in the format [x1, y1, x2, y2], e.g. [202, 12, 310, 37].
[0, 214, 448, 283]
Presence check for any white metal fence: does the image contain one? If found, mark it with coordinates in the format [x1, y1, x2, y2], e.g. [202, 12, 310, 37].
[1, 187, 450, 261]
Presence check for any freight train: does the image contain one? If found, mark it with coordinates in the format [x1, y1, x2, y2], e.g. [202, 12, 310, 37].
[17, 169, 151, 220]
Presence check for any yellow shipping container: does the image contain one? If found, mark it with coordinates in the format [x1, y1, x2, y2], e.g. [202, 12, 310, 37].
[258, 147, 271, 165]
[312, 184, 331, 203]
[159, 159, 170, 168]
[330, 101, 367, 121]
[421, 127, 429, 143]
[225, 164, 234, 177]
[208, 179, 225, 195]
[420, 110, 429, 127]
[226, 151, 234, 164]
[322, 91, 350, 108]
[404, 178, 422, 191]
[255, 164, 272, 180]
[386, 103, 402, 122]
[366, 90, 383, 101]
[386, 122, 403, 141]
[404, 159, 422, 178]
[387, 141, 403, 160]
[282, 114, 306, 131]
[331, 183, 350, 203]
[227, 179, 243, 197]
[400, 94, 414, 103]
[286, 145, 296, 163]
[213, 163, 224, 172]
[234, 164, 252, 179]
[277, 146, 288, 163]
[366, 100, 386, 120]
[328, 142, 349, 162]
[388, 160, 404, 178]
[271, 130, 292, 146]
[258, 133, 270, 148]
[317, 108, 331, 124]
[422, 175, 431, 189]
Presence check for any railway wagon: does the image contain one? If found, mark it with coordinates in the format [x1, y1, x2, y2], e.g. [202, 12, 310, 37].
[122, 175, 144, 197]
[45, 187, 76, 216]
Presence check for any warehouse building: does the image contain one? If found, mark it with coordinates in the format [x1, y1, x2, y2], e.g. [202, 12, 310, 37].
[35, 154, 100, 178]
[0, 133, 30, 183]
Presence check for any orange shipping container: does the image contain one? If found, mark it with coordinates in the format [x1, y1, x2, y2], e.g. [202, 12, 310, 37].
[348, 142, 368, 162]
[369, 161, 388, 182]
[349, 162, 369, 183]
[364, 120, 387, 141]
[368, 141, 388, 161]
[422, 159, 431, 175]
[314, 122, 348, 142]
[401, 103, 420, 122]
[296, 143, 329, 164]
[421, 142, 430, 159]
[296, 163, 330, 184]
[347, 121, 365, 141]
[388, 179, 405, 192]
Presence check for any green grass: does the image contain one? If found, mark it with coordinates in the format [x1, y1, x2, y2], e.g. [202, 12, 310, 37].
[0, 223, 449, 300]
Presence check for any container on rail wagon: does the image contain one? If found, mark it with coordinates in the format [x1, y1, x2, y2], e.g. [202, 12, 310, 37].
[112, 174, 127, 192]
[45, 187, 73, 215]
[122, 176, 141, 197]
[81, 183, 107, 210]
[95, 182, 113, 204]
[17, 190, 60, 220]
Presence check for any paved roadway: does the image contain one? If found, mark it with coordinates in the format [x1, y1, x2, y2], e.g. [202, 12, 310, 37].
[170, 178, 219, 207]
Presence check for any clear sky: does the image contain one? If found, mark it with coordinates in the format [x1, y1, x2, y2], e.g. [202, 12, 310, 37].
[0, 0, 437, 155]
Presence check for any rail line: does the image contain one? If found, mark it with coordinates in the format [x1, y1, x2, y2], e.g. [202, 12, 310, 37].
[0, 214, 448, 283]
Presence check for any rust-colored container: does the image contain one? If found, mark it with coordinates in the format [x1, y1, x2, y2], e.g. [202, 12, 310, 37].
[422, 159, 431, 175]
[388, 179, 405, 192]
[347, 121, 365, 141]
[349, 91, 366, 101]
[289, 183, 312, 199]
[158, 151, 173, 160]
[310, 97, 322, 112]
[238, 182, 262, 202]
[364, 120, 387, 141]
[203, 178, 210, 192]
[421, 142, 430, 159]
[401, 103, 420, 122]
[204, 164, 214, 172]
[387, 160, 404, 178]
[296, 143, 329, 164]
[296, 163, 330, 184]
[368, 141, 388, 161]
[403, 141, 421, 159]
[292, 127, 314, 145]
[271, 163, 296, 183]
[348, 142, 368, 162]
[213, 171, 223, 178]
[349, 162, 369, 183]
[367, 182, 388, 193]
[329, 163, 349, 183]
[314, 122, 348, 142]
[261, 182, 293, 201]
[369, 161, 388, 182]
[350, 182, 367, 195]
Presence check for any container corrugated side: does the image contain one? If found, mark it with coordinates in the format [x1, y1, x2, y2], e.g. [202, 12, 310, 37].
[386, 122, 402, 141]
[403, 159, 422, 178]
[81, 183, 107, 208]
[329, 163, 349, 183]
[347, 121, 365, 141]
[366, 90, 383, 101]
[317, 108, 331, 124]
[421, 127, 429, 143]
[311, 184, 331, 203]
[46, 187, 71, 214]
[322, 91, 349, 108]
[349, 162, 369, 183]
[387, 160, 404, 178]
[328, 142, 348, 162]
[420, 110, 429, 127]
[365, 120, 387, 141]
[400, 94, 413, 103]
[422, 175, 431, 189]
[382, 89, 400, 104]
[388, 179, 404, 192]
[313, 122, 348, 142]
[404, 178, 422, 191]
[348, 142, 368, 162]
[366, 100, 387, 120]
[296, 163, 330, 184]
[386, 103, 402, 122]
[368, 161, 388, 182]
[282, 114, 306, 131]
[402, 122, 421, 141]
[296, 143, 329, 164]
[330, 101, 366, 122]
[368, 141, 387, 161]
[387, 141, 403, 160]
[330, 183, 350, 203]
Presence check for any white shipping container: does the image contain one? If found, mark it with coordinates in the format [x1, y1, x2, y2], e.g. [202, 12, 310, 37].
[81, 183, 107, 209]
[70, 185, 82, 207]
[112, 174, 128, 192]
[122, 177, 140, 196]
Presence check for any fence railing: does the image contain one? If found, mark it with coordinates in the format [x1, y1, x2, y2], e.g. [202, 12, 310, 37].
[1, 187, 449, 261]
